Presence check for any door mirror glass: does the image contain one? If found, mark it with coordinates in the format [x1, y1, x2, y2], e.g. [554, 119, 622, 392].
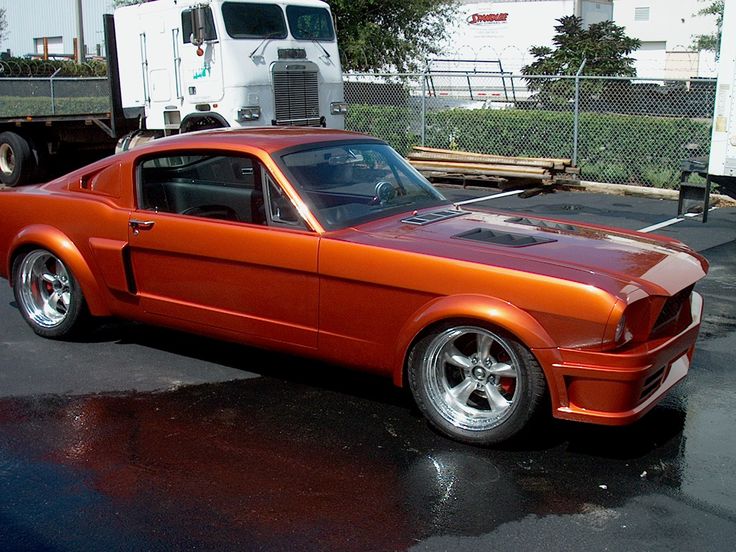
[190, 6, 208, 46]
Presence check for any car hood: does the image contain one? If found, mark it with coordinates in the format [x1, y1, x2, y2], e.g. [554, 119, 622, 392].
[337, 207, 708, 298]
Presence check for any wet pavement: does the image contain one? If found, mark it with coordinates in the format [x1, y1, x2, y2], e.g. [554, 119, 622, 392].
[1, 190, 736, 551]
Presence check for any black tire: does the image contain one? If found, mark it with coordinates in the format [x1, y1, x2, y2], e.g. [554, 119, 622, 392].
[0, 131, 36, 187]
[408, 323, 547, 445]
[12, 249, 87, 338]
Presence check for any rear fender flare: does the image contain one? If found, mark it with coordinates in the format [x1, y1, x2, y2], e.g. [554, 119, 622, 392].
[7, 225, 110, 317]
[392, 294, 556, 387]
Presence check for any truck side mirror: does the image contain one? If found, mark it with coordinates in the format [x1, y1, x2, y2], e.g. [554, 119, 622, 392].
[190, 6, 207, 47]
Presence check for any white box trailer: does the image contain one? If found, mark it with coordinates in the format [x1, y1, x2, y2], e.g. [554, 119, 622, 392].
[709, 0, 736, 179]
[678, 0, 736, 221]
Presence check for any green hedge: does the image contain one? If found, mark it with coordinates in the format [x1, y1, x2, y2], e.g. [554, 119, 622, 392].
[346, 105, 420, 156]
[346, 104, 712, 188]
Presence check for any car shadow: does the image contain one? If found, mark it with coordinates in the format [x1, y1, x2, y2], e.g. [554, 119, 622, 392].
[3, 306, 686, 459]
[81, 318, 411, 409]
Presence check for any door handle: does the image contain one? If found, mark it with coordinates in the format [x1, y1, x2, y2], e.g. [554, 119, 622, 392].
[130, 219, 155, 234]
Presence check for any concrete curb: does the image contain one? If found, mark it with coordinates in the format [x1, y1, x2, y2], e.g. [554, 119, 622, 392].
[572, 180, 736, 207]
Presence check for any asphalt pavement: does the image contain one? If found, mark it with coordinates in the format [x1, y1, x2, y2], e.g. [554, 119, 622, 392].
[1, 188, 735, 551]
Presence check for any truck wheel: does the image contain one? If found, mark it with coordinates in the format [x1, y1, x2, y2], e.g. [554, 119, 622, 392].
[0, 131, 36, 187]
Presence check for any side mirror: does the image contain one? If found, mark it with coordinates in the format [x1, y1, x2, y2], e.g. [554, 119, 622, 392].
[190, 6, 207, 47]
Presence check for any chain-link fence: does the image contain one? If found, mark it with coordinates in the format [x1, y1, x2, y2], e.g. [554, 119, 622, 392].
[0, 75, 110, 118]
[344, 72, 716, 187]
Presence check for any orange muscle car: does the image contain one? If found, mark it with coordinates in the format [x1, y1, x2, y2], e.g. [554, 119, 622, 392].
[0, 128, 708, 445]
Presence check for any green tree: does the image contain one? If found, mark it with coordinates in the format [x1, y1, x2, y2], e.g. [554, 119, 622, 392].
[522, 16, 640, 83]
[691, 0, 724, 53]
[328, 0, 457, 72]
[0, 8, 7, 47]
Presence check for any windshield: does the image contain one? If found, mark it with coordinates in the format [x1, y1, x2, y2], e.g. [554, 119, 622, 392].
[221, 2, 287, 39]
[280, 143, 447, 230]
[286, 6, 335, 41]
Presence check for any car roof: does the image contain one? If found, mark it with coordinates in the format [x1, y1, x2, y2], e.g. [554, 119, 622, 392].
[136, 127, 381, 155]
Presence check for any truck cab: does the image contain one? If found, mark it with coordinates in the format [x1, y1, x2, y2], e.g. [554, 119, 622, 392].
[114, 0, 346, 134]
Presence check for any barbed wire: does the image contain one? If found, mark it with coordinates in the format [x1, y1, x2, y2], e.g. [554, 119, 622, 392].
[0, 59, 107, 78]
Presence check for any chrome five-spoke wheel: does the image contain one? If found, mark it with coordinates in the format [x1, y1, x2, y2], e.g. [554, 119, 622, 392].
[13, 249, 85, 338]
[409, 324, 546, 445]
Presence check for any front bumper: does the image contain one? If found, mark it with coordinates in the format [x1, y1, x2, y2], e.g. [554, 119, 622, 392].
[533, 291, 703, 426]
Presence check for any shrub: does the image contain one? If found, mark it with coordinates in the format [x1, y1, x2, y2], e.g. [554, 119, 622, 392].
[346, 104, 712, 185]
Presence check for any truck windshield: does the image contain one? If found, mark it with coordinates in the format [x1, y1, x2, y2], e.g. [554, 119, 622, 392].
[286, 6, 335, 41]
[221, 2, 287, 39]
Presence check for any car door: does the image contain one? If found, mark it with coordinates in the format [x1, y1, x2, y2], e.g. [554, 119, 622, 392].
[127, 150, 319, 349]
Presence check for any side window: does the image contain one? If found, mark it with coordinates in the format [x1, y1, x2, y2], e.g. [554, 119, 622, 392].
[182, 7, 217, 44]
[137, 153, 266, 225]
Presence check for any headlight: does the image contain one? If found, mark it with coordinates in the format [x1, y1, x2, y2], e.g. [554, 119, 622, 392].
[237, 106, 261, 122]
[330, 102, 348, 115]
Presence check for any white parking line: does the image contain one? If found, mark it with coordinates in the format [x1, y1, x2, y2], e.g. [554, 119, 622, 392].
[638, 209, 716, 233]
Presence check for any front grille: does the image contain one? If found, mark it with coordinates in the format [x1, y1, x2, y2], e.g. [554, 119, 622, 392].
[652, 285, 693, 335]
[273, 67, 320, 126]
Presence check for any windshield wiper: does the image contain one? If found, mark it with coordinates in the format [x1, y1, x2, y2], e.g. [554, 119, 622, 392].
[249, 32, 283, 58]
[312, 39, 330, 58]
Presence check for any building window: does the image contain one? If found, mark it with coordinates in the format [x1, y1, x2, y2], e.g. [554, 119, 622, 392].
[634, 7, 650, 21]
[34, 36, 64, 56]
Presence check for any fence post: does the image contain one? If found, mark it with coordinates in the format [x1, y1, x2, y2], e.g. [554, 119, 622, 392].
[572, 58, 586, 166]
[49, 67, 62, 116]
[421, 70, 427, 146]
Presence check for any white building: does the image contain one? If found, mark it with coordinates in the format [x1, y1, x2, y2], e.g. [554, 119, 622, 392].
[0, 0, 115, 59]
[439, 0, 613, 75]
[613, 0, 719, 78]
[439, 0, 720, 78]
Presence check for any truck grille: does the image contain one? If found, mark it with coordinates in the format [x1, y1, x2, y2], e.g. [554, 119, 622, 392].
[272, 65, 321, 126]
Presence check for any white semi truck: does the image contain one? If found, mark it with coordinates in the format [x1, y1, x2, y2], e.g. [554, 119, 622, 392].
[0, 0, 346, 186]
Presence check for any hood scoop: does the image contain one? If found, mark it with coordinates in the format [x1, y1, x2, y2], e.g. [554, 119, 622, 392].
[505, 216, 579, 232]
[454, 228, 556, 247]
[401, 209, 464, 226]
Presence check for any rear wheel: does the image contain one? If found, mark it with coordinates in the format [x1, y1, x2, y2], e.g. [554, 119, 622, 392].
[0, 131, 36, 187]
[13, 249, 86, 338]
[408, 324, 546, 445]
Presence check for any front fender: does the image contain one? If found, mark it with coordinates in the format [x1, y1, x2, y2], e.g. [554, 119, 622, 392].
[8, 225, 111, 317]
[392, 294, 556, 387]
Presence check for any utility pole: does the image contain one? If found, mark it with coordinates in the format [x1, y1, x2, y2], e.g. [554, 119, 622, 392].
[76, 0, 85, 63]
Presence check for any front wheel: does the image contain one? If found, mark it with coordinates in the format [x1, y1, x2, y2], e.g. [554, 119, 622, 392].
[13, 249, 87, 338]
[408, 324, 547, 445]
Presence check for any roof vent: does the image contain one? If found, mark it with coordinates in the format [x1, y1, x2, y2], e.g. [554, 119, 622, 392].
[454, 228, 556, 247]
[401, 209, 464, 225]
